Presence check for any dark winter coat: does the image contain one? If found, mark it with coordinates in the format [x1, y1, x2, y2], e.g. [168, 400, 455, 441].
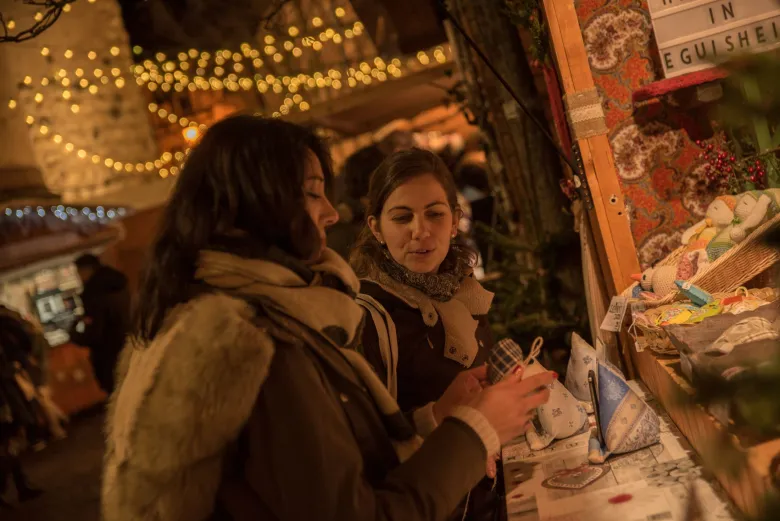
[69, 265, 131, 392]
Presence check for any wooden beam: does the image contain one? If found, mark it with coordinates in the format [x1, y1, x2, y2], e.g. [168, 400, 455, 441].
[285, 62, 454, 125]
[542, 0, 640, 294]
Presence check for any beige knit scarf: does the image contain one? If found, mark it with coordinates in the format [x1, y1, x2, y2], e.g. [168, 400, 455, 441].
[197, 248, 423, 461]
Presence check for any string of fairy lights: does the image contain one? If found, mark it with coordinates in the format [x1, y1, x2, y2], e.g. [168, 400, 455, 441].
[4, 0, 452, 182]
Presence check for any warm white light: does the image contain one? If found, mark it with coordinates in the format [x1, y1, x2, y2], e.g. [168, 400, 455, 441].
[183, 127, 200, 143]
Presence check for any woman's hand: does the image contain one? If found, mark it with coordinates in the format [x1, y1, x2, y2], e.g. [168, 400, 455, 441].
[470, 368, 554, 446]
[432, 365, 489, 424]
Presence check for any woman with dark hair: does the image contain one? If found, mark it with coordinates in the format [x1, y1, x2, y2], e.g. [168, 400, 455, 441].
[102, 115, 553, 521]
[351, 148, 514, 521]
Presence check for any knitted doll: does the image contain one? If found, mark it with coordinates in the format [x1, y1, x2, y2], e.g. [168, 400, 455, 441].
[676, 195, 736, 279]
[706, 189, 780, 261]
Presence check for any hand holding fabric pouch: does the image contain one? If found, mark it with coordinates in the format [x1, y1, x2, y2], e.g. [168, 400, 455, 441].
[587, 360, 660, 463]
[487, 338, 587, 450]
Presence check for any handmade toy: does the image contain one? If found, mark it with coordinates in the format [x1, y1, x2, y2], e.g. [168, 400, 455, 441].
[631, 265, 678, 298]
[587, 360, 660, 463]
[564, 333, 604, 413]
[488, 338, 588, 449]
[523, 355, 588, 450]
[676, 195, 735, 279]
[706, 189, 780, 261]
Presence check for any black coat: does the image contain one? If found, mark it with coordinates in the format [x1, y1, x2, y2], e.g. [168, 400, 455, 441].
[70, 265, 131, 392]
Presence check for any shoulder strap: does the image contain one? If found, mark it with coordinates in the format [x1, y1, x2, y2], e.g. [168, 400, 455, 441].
[356, 294, 399, 399]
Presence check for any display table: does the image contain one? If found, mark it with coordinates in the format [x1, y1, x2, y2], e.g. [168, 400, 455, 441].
[631, 348, 779, 518]
[501, 381, 736, 521]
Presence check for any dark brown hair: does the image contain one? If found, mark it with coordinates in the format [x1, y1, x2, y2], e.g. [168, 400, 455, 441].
[349, 147, 475, 277]
[134, 115, 333, 342]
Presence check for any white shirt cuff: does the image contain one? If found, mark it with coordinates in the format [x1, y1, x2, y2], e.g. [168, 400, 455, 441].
[412, 401, 439, 438]
[449, 406, 501, 458]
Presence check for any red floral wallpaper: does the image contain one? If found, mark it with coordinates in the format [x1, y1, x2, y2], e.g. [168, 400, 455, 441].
[574, 0, 713, 268]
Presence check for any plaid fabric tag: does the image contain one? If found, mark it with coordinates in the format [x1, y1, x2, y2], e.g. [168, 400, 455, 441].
[487, 338, 525, 384]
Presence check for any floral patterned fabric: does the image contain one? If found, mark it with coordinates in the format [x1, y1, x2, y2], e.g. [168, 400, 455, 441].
[588, 359, 660, 463]
[575, 0, 713, 268]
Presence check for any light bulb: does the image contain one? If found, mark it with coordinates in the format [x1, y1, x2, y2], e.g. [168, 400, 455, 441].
[7, 99, 16, 109]
[312, 17, 323, 27]
[110, 46, 121, 56]
[335, 7, 346, 17]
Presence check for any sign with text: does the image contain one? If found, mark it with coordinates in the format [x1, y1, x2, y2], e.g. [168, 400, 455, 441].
[648, 0, 780, 78]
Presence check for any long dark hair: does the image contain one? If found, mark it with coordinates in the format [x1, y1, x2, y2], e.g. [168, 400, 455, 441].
[134, 115, 333, 342]
[349, 147, 475, 277]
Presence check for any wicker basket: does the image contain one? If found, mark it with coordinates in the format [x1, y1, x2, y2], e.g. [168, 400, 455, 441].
[631, 287, 780, 356]
[622, 213, 780, 306]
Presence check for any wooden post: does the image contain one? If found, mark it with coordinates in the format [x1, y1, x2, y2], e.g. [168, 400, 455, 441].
[541, 0, 640, 295]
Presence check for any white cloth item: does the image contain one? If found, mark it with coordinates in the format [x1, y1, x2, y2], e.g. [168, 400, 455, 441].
[412, 402, 439, 438]
[564, 332, 604, 414]
[708, 317, 779, 355]
[450, 406, 501, 458]
[523, 359, 588, 450]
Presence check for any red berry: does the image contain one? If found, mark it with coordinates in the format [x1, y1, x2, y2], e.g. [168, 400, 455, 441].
[755, 160, 762, 166]
[730, 156, 736, 162]
[695, 140, 702, 146]
[726, 167, 733, 173]
[750, 176, 757, 182]
[707, 144, 714, 151]
[748, 167, 755, 173]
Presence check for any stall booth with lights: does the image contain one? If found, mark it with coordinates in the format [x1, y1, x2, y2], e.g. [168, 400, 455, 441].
[0, 204, 130, 415]
[501, 0, 780, 518]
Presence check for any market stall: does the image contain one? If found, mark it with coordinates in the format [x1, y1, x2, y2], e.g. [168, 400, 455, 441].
[442, 0, 780, 520]
[502, 0, 780, 518]
[0, 203, 128, 414]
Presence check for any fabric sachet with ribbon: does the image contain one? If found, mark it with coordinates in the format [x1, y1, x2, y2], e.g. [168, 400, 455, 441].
[588, 360, 660, 463]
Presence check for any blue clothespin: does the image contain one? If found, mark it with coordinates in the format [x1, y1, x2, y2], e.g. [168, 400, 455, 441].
[675, 280, 713, 307]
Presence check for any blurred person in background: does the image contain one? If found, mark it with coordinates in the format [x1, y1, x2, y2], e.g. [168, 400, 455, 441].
[327, 144, 387, 259]
[103, 115, 553, 521]
[70, 254, 131, 395]
[0, 305, 47, 508]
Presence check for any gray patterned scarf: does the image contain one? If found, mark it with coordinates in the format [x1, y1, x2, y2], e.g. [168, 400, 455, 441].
[378, 245, 472, 302]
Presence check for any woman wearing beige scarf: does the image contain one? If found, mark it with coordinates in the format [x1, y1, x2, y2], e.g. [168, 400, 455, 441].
[102, 115, 553, 521]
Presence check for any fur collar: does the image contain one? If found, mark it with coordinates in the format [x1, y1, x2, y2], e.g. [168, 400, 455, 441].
[103, 251, 421, 521]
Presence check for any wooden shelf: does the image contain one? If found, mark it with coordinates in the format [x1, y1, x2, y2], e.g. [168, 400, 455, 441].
[632, 68, 729, 103]
[630, 347, 778, 517]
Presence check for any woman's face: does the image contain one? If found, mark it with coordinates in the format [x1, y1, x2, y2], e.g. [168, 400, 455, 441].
[369, 174, 458, 274]
[303, 152, 339, 260]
